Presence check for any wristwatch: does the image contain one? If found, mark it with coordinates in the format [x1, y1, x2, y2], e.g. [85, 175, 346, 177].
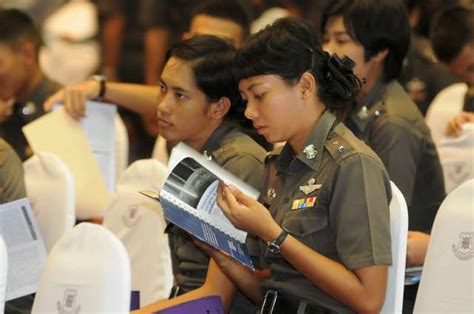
[89, 74, 106, 99]
[266, 228, 289, 255]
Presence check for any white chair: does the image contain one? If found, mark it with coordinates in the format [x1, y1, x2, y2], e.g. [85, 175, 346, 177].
[437, 123, 474, 193]
[381, 181, 409, 314]
[414, 179, 474, 313]
[152, 135, 170, 165]
[103, 159, 173, 307]
[32, 223, 131, 313]
[115, 114, 129, 180]
[0, 235, 7, 313]
[426, 83, 467, 145]
[39, 1, 100, 85]
[23, 152, 75, 253]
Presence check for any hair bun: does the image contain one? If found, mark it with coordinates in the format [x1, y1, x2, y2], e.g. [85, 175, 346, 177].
[325, 53, 360, 100]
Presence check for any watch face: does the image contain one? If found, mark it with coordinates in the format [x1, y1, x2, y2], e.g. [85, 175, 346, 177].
[267, 242, 280, 255]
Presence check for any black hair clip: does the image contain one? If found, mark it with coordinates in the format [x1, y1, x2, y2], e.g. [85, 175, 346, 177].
[325, 53, 360, 99]
[329, 54, 355, 73]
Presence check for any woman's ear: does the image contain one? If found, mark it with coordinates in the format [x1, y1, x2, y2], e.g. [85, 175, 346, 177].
[371, 48, 389, 64]
[208, 97, 231, 120]
[299, 72, 316, 100]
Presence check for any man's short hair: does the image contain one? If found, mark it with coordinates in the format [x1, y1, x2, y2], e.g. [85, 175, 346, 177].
[322, 0, 411, 82]
[190, 0, 250, 39]
[0, 9, 42, 52]
[431, 5, 474, 63]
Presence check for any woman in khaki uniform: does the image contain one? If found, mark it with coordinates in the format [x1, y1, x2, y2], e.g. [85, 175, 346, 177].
[213, 18, 392, 313]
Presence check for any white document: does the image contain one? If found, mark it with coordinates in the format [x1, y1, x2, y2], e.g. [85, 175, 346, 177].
[22, 103, 114, 218]
[79, 101, 117, 193]
[0, 198, 47, 301]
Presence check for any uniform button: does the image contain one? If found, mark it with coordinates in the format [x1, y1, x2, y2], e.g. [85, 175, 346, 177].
[337, 145, 345, 153]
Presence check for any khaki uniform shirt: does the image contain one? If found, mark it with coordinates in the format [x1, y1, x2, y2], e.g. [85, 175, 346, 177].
[347, 81, 445, 233]
[167, 122, 266, 312]
[249, 111, 392, 313]
[0, 139, 26, 204]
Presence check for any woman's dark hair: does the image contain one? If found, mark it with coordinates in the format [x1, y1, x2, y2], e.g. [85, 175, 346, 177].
[166, 35, 244, 122]
[321, 0, 411, 83]
[234, 17, 360, 119]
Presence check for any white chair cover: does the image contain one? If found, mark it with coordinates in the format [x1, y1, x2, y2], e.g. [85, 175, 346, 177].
[115, 114, 129, 180]
[152, 135, 170, 165]
[23, 152, 75, 253]
[0, 235, 7, 313]
[39, 1, 99, 85]
[437, 123, 474, 193]
[104, 159, 173, 307]
[381, 182, 409, 314]
[426, 83, 467, 145]
[32, 223, 131, 313]
[414, 179, 474, 313]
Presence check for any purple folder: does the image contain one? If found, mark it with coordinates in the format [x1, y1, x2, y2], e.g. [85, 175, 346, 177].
[153, 296, 224, 314]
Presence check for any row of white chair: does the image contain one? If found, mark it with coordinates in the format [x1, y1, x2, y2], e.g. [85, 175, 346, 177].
[5, 151, 472, 312]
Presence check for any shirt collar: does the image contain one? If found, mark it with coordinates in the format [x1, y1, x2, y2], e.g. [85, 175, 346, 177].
[350, 80, 389, 132]
[277, 110, 337, 173]
[201, 121, 234, 158]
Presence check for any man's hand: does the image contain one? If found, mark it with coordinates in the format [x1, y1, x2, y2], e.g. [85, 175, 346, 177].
[43, 80, 100, 120]
[406, 231, 430, 267]
[445, 111, 474, 138]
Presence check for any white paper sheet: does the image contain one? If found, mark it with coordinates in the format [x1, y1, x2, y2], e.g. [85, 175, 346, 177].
[0, 198, 47, 300]
[22, 103, 114, 218]
[79, 101, 117, 193]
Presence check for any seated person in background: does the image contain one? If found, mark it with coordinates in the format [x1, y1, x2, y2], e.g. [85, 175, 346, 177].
[137, 17, 392, 314]
[409, 5, 474, 269]
[431, 4, 474, 98]
[321, 1, 446, 311]
[0, 9, 61, 160]
[0, 138, 26, 204]
[46, 35, 266, 313]
[399, 0, 459, 116]
[426, 5, 474, 142]
[184, 0, 249, 48]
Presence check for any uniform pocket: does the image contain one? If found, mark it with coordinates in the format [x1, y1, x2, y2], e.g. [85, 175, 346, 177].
[282, 207, 328, 237]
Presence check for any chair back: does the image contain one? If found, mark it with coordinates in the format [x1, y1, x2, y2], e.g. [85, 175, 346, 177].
[103, 159, 173, 307]
[115, 115, 129, 181]
[426, 83, 466, 145]
[0, 235, 7, 313]
[414, 179, 474, 313]
[32, 223, 131, 313]
[381, 181, 408, 314]
[437, 123, 474, 193]
[23, 152, 75, 253]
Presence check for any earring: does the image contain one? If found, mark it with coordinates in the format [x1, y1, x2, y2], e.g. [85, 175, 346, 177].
[362, 78, 367, 84]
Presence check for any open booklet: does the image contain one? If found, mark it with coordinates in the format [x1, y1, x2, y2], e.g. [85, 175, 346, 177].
[141, 143, 258, 269]
[0, 198, 47, 300]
